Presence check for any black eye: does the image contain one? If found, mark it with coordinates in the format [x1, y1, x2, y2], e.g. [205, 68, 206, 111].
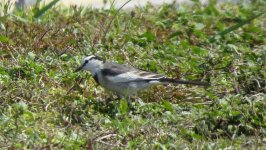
[84, 60, 88, 63]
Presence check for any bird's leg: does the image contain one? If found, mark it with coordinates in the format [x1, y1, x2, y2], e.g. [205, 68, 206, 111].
[117, 94, 133, 111]
[115, 94, 122, 107]
[124, 88, 133, 109]
[117, 94, 131, 106]
[117, 94, 123, 101]
[127, 96, 132, 108]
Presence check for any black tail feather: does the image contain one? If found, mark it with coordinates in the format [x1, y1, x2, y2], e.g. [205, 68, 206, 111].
[159, 78, 210, 86]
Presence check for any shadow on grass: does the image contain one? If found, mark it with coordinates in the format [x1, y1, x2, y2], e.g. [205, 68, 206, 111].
[88, 97, 119, 118]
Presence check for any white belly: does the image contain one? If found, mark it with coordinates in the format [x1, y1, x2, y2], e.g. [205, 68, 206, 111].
[98, 77, 151, 96]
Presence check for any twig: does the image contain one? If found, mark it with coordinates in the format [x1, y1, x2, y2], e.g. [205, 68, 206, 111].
[67, 76, 84, 95]
[95, 134, 117, 141]
[33, 27, 52, 49]
[96, 140, 116, 146]
[45, 101, 54, 111]
[95, 134, 124, 148]
[193, 101, 213, 105]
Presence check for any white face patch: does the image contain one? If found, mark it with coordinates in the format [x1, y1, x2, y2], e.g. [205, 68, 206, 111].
[81, 56, 103, 75]
[84, 55, 97, 61]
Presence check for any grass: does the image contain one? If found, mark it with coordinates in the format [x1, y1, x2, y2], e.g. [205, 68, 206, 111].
[0, 0, 266, 149]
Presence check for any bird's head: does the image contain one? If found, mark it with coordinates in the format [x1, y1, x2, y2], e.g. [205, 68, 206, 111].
[74, 55, 103, 74]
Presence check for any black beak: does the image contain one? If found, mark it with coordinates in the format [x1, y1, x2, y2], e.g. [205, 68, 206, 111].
[74, 61, 87, 73]
[74, 66, 83, 73]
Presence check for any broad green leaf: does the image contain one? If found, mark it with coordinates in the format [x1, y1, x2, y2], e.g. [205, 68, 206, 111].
[169, 31, 182, 39]
[162, 100, 173, 112]
[140, 31, 156, 42]
[192, 46, 207, 55]
[0, 35, 9, 43]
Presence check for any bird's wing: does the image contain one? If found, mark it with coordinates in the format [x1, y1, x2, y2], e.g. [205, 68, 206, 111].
[101, 62, 137, 76]
[102, 62, 164, 83]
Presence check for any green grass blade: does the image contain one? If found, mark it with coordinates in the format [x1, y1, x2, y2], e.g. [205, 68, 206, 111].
[0, 15, 8, 22]
[102, 0, 132, 44]
[11, 14, 29, 23]
[209, 12, 265, 42]
[34, 0, 60, 18]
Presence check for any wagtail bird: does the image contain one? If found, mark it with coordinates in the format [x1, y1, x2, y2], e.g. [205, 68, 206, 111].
[74, 55, 210, 105]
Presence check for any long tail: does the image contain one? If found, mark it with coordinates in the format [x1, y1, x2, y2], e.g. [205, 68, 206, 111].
[158, 78, 210, 86]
